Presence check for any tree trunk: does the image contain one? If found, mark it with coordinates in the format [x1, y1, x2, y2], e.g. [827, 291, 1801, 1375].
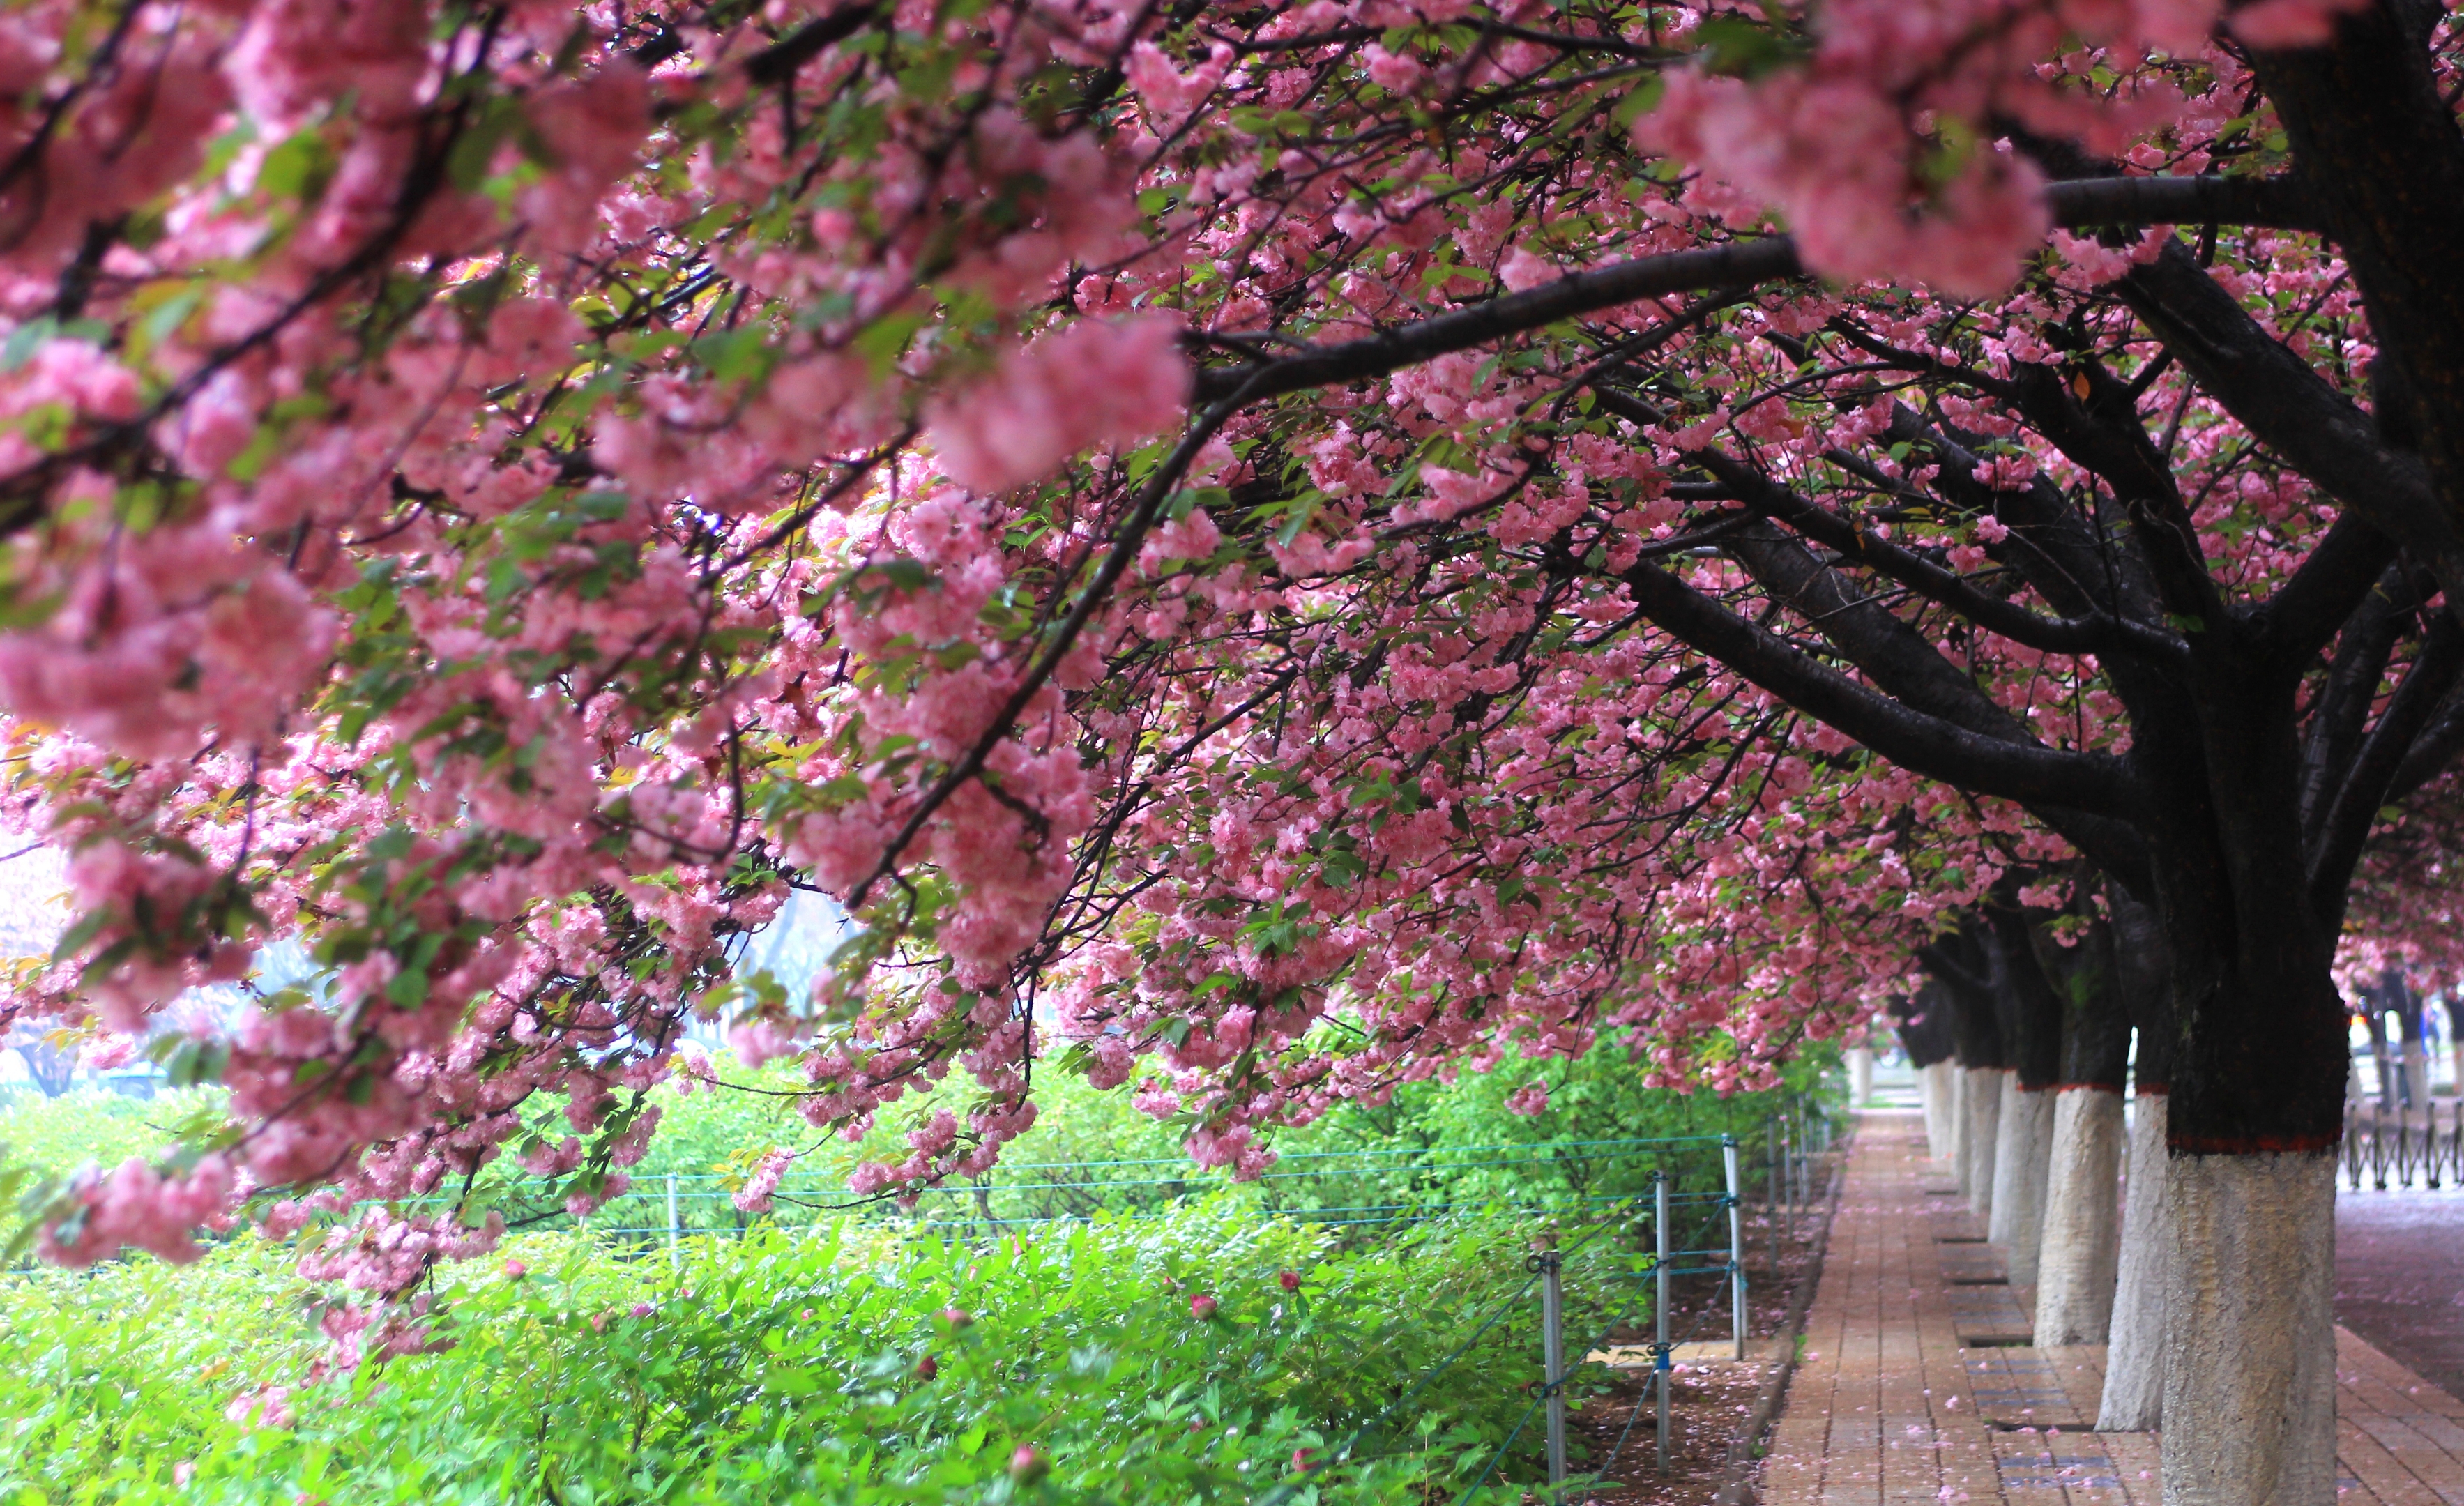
[1926, 946, 2009, 1213]
[1947, 1060, 1968, 1173]
[1899, 980, 1962, 1161]
[2035, 1088, 2124, 1339]
[1848, 1045, 1873, 1105]
[2099, 885, 2176, 1431]
[1964, 1068, 2007, 1218]
[2363, 1007, 2396, 1109]
[2161, 1152, 2338, 1506]
[1990, 1085, 2055, 1286]
[2101, 1087, 2170, 1429]
[1986, 905, 2066, 1288]
[13, 1038, 76, 1096]
[2138, 688, 2346, 1506]
[2033, 906, 2133, 1339]
[2380, 974, 2431, 1109]
[1922, 1060, 1957, 1159]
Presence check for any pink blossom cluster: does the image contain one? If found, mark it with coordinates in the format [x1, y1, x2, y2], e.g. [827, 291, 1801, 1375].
[0, 3, 2430, 1378]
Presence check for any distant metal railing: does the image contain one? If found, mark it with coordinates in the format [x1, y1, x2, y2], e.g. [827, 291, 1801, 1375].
[2343, 1100, 2463, 1191]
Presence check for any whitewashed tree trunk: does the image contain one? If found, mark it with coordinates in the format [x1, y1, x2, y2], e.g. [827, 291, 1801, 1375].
[2401, 1040, 2429, 1109]
[1947, 1064, 1969, 1175]
[1849, 1046, 1873, 1105]
[1963, 1068, 2006, 1218]
[2099, 1089, 2169, 1430]
[1990, 1083, 2055, 1287]
[2161, 1150, 2337, 1506]
[1922, 1061, 1956, 1159]
[2034, 1087, 2124, 1343]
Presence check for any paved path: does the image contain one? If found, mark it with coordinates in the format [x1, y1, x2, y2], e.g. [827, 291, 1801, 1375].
[1761, 1109, 2464, 1505]
[2340, 1186, 2464, 1406]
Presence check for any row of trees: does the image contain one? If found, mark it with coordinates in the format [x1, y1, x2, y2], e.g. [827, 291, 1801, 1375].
[0, 3, 2459, 1501]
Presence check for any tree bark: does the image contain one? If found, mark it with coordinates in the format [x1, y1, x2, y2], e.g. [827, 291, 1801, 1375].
[1965, 1068, 2007, 1219]
[2373, 970, 2430, 1108]
[2101, 1088, 2172, 1429]
[2034, 908, 2134, 1341]
[1899, 982, 1961, 1159]
[1925, 940, 2010, 1212]
[1848, 1045, 1873, 1105]
[1922, 1060, 1958, 1161]
[1947, 1059, 1969, 1175]
[1987, 907, 2066, 1286]
[2161, 1153, 2338, 1506]
[2037, 1088, 2125, 1342]
[1990, 1084, 2056, 1286]
[2101, 888, 2176, 1431]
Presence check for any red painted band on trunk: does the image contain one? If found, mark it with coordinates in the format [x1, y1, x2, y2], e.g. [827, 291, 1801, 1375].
[2051, 1081, 2127, 1095]
[2131, 1082, 2169, 1095]
[2165, 1131, 2340, 1155]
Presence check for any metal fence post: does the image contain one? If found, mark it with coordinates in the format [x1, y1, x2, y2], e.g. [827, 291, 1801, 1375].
[1724, 1135, 1747, 1362]
[1536, 1241, 1568, 1491]
[1655, 1171, 1672, 1475]
[1784, 1111, 1799, 1241]
[666, 1173, 681, 1273]
[1794, 1102, 1808, 1219]
[1766, 1116, 1781, 1276]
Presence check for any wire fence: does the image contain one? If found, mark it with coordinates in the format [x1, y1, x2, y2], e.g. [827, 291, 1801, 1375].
[2344, 1098, 2464, 1191]
[1247, 1098, 1843, 1503]
[459, 1125, 1774, 1247]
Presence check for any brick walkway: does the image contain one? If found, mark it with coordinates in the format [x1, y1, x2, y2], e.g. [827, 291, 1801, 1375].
[1761, 1109, 2464, 1505]
[2339, 1187, 2464, 1405]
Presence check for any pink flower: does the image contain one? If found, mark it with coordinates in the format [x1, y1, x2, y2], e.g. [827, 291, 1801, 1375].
[1278, 1270, 1302, 1292]
[503, 1259, 528, 1280]
[1009, 1445, 1049, 1485]
[732, 1148, 793, 1214]
[1498, 247, 1556, 293]
[927, 317, 1189, 495]
[917, 1355, 939, 1380]
[940, 1306, 973, 1328]
[1189, 1293, 1219, 1320]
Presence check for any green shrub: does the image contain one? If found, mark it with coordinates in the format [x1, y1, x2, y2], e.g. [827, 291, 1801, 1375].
[0, 1202, 1648, 1504]
[0, 1087, 227, 1182]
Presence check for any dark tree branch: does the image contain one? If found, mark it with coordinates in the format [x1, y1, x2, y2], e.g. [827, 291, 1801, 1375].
[1719, 517, 2033, 736]
[2297, 562, 2410, 849]
[2385, 682, 2464, 805]
[1194, 178, 2320, 405]
[743, 2, 889, 85]
[2244, 7, 2464, 609]
[1195, 240, 1809, 405]
[1615, 554, 2141, 824]
[2263, 511, 2402, 666]
[2000, 361, 2223, 630]
[2045, 174, 2325, 234]
[2117, 239, 2464, 604]
[2312, 611, 2464, 920]
[1881, 405, 2143, 625]
[1589, 386, 2182, 664]
[1917, 941, 1993, 1000]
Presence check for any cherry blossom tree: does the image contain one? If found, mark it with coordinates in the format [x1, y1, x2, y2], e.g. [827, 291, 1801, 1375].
[0, 4, 2459, 1500]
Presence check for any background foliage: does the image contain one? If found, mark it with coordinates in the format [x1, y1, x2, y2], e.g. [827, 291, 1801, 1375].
[0, 1038, 1836, 1502]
